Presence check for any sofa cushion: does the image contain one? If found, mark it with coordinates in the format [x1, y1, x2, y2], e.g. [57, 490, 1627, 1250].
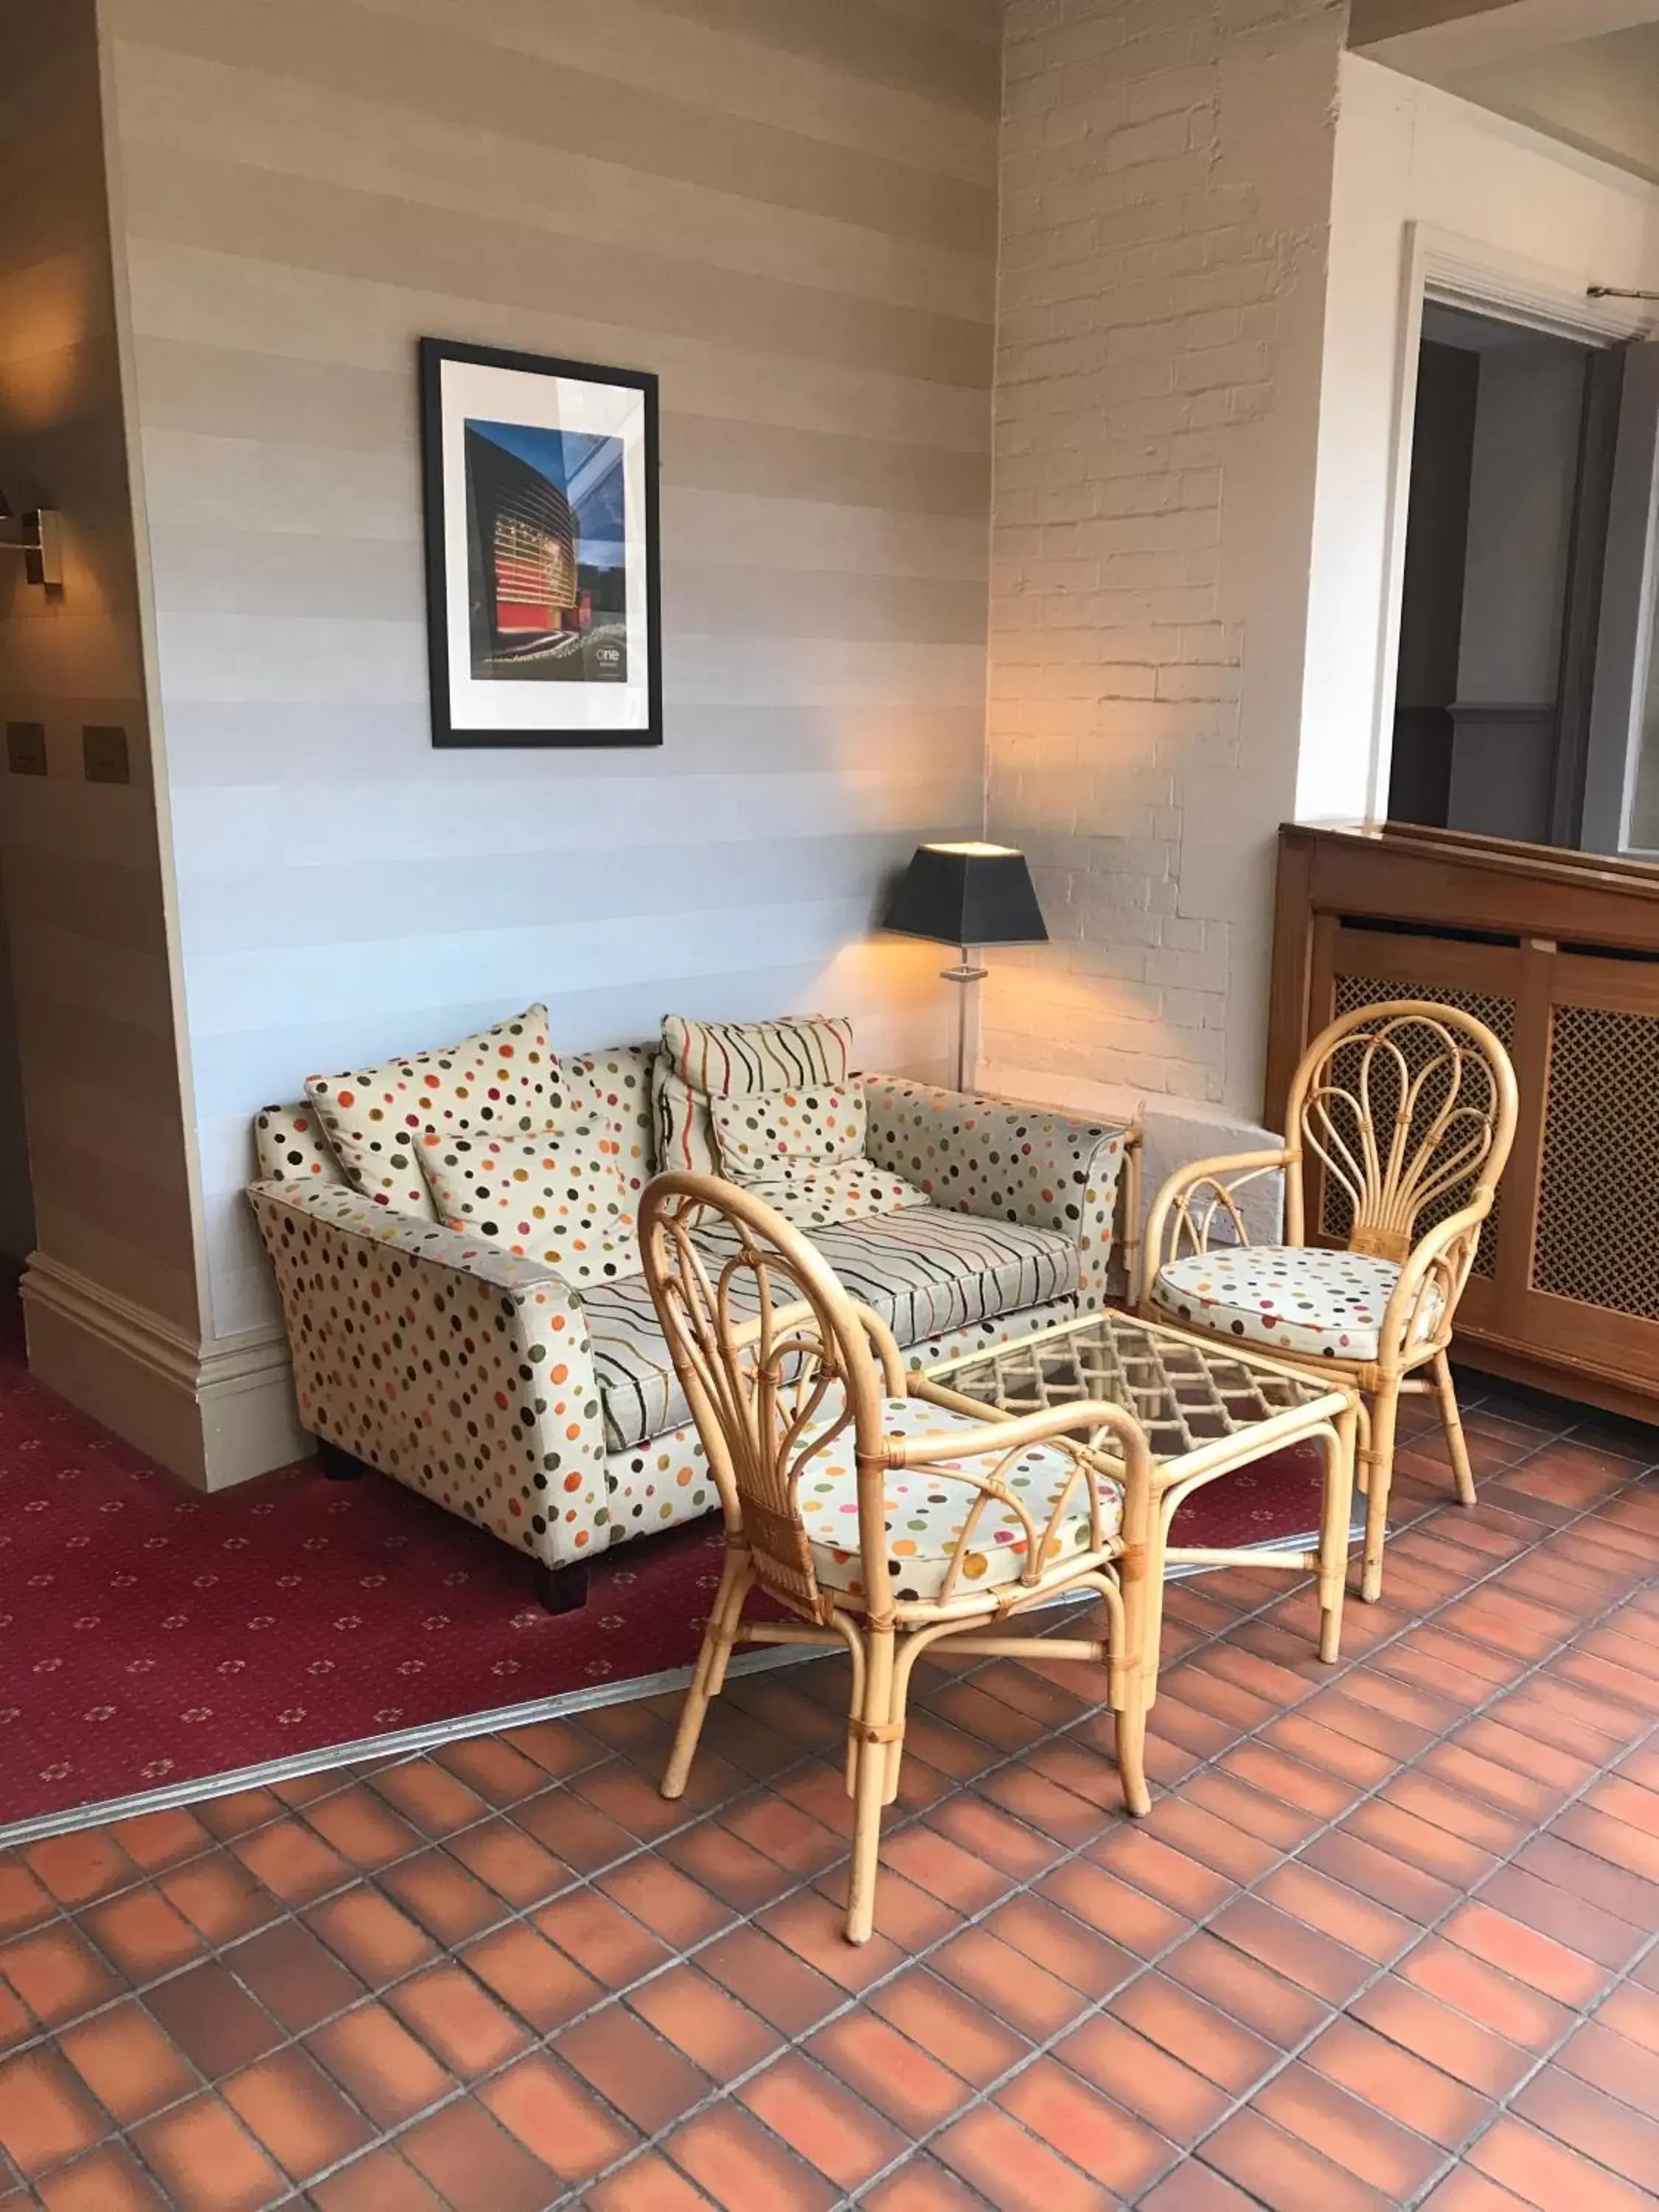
[711, 1082, 925, 1228]
[418, 1122, 641, 1289]
[564, 1046, 658, 1197]
[585, 1204, 1080, 1451]
[305, 1005, 560, 1220]
[655, 1013, 855, 1175]
[254, 1100, 346, 1186]
[796, 1393, 1121, 1607]
[710, 1083, 866, 1171]
[738, 1162, 931, 1231]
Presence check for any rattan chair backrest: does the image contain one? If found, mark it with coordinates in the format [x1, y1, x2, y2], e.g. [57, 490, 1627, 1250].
[1284, 999, 1519, 1261]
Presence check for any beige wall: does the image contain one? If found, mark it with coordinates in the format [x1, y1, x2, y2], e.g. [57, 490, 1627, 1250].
[0, 1, 204, 1449]
[984, 0, 1344, 1120]
[86, 0, 1001, 1468]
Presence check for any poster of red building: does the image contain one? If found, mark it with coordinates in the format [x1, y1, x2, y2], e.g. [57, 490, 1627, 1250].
[420, 340, 661, 748]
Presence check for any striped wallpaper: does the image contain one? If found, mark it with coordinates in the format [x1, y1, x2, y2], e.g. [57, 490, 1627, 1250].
[98, 0, 1003, 1347]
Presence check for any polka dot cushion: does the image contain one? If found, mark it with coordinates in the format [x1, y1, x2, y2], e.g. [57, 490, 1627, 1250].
[418, 1122, 641, 1288]
[565, 1046, 655, 1197]
[795, 1394, 1121, 1606]
[254, 1099, 344, 1186]
[305, 1005, 558, 1222]
[1150, 1245, 1445, 1362]
[710, 1084, 866, 1171]
[709, 1082, 924, 1229]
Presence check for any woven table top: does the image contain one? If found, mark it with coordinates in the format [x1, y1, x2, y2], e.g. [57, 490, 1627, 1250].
[920, 1306, 1345, 1470]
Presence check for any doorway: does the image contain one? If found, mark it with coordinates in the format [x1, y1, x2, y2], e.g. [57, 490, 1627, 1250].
[1388, 302, 1616, 847]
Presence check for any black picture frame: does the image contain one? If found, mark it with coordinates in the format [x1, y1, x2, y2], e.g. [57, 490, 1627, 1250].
[418, 337, 663, 749]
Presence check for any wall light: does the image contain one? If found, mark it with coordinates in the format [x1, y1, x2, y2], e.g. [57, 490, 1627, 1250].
[0, 492, 63, 588]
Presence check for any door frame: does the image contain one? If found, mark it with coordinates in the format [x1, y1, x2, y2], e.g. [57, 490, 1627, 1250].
[1371, 223, 1654, 824]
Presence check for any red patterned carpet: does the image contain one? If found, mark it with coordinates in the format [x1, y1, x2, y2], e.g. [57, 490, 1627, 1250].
[0, 1311, 1335, 1838]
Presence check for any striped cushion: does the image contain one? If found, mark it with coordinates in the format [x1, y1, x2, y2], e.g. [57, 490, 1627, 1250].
[586, 1204, 1080, 1451]
[655, 1014, 855, 1177]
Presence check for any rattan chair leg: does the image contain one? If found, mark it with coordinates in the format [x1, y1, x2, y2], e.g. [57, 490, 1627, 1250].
[1359, 1384, 1398, 1604]
[1116, 1698, 1151, 1819]
[1317, 1408, 1357, 1663]
[662, 1549, 751, 1801]
[1433, 1349, 1478, 1509]
[882, 1669, 909, 1808]
[846, 1626, 897, 1946]
[1114, 1509, 1155, 1820]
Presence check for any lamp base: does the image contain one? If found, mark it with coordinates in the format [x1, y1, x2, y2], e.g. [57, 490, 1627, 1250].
[942, 949, 986, 1092]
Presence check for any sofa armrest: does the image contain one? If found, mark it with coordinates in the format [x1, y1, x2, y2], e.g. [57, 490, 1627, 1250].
[248, 1180, 611, 1571]
[863, 1077, 1128, 1299]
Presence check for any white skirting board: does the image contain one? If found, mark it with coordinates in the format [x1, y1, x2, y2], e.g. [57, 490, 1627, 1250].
[20, 1252, 307, 1491]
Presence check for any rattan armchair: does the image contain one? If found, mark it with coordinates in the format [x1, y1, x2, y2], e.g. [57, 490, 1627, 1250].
[639, 1173, 1155, 1946]
[1142, 1001, 1518, 1603]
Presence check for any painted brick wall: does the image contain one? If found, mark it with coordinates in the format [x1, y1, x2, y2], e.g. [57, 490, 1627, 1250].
[985, 0, 1346, 1117]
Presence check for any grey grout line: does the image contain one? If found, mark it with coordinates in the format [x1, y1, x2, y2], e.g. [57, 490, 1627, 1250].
[7, 1402, 1652, 2211]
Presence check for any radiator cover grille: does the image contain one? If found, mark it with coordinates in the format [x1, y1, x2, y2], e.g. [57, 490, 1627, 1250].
[1534, 1004, 1659, 1317]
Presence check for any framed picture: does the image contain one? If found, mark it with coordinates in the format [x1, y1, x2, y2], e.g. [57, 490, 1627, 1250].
[418, 338, 661, 748]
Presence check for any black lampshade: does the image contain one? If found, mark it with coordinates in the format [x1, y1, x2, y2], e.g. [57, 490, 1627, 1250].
[880, 842, 1048, 949]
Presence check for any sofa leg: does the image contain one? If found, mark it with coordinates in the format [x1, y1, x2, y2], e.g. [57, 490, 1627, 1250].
[316, 1439, 369, 1482]
[535, 1561, 590, 1615]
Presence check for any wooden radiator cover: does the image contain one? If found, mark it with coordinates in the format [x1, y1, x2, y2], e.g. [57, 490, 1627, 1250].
[1268, 824, 1659, 1424]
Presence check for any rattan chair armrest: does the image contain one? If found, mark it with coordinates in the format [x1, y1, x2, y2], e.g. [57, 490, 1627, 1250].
[1381, 1195, 1492, 1357]
[889, 1398, 1150, 1476]
[1142, 1146, 1296, 1287]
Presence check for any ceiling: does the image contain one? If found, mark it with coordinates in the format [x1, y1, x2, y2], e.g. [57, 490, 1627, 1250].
[1351, 0, 1659, 184]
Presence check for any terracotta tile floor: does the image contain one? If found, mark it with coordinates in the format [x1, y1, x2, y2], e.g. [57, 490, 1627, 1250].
[1, 1382, 1658, 2209]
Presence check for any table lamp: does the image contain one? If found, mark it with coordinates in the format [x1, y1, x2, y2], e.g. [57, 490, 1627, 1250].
[880, 841, 1048, 1091]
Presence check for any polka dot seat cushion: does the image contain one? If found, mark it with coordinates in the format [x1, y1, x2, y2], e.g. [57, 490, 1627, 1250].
[795, 1394, 1121, 1607]
[1150, 1245, 1444, 1362]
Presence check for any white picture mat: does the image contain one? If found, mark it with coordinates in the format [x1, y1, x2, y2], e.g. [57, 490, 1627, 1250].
[439, 357, 652, 733]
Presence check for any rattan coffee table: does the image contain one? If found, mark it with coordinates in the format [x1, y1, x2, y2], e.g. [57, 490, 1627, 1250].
[911, 1307, 1360, 1666]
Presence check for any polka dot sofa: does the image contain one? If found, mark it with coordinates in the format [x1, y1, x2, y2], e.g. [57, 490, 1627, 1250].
[247, 1007, 1130, 1612]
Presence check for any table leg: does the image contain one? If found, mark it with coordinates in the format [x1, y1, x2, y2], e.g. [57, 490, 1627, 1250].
[1318, 1405, 1358, 1663]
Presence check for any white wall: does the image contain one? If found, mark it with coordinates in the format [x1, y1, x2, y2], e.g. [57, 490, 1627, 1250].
[984, 0, 1343, 1121]
[1298, 52, 1659, 826]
